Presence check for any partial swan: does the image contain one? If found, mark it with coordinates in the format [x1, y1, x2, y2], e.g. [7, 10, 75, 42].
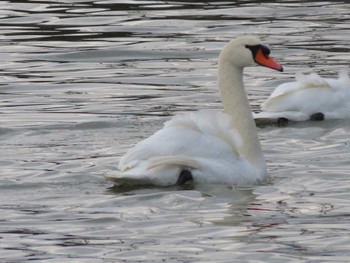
[254, 70, 350, 123]
[110, 36, 283, 186]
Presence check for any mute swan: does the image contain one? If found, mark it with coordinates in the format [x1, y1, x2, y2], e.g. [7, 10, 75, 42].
[254, 70, 350, 123]
[110, 36, 283, 186]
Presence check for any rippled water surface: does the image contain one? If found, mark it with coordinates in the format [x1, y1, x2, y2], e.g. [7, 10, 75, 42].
[1, 1, 350, 262]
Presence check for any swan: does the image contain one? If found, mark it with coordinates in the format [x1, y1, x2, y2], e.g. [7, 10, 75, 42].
[109, 36, 283, 186]
[254, 70, 350, 123]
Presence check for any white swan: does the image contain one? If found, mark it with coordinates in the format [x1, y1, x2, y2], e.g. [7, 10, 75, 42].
[110, 36, 283, 186]
[254, 70, 350, 122]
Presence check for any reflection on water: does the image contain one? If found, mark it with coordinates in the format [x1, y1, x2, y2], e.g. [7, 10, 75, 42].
[1, 0, 350, 262]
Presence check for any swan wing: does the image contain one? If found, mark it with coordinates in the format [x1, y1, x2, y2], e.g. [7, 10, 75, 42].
[262, 72, 332, 110]
[147, 156, 200, 170]
[112, 110, 248, 186]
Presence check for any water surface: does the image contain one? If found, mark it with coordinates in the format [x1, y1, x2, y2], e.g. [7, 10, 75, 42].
[1, 1, 350, 262]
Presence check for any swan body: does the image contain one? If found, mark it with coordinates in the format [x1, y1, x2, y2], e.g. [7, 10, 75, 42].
[254, 70, 350, 122]
[111, 36, 283, 186]
[117, 110, 260, 186]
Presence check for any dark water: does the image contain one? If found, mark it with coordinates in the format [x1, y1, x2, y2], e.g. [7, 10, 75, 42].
[1, 1, 350, 262]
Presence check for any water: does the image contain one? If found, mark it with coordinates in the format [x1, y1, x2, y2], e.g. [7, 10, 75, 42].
[1, 0, 350, 262]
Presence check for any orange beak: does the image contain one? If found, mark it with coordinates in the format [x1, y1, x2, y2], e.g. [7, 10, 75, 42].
[254, 48, 283, 72]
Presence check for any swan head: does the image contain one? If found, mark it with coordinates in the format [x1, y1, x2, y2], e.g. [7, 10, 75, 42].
[220, 36, 283, 72]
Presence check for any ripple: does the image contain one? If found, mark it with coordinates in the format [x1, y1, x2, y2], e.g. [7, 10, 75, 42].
[1, 0, 350, 262]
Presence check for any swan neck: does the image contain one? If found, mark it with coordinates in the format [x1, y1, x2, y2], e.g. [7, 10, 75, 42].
[218, 62, 265, 173]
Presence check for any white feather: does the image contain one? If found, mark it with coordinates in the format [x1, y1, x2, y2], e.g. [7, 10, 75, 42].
[147, 156, 200, 171]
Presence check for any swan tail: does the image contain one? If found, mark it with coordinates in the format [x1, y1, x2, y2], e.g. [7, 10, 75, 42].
[107, 156, 200, 186]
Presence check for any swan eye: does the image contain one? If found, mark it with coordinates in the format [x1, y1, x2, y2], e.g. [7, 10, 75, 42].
[246, 44, 271, 59]
[261, 45, 270, 56]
